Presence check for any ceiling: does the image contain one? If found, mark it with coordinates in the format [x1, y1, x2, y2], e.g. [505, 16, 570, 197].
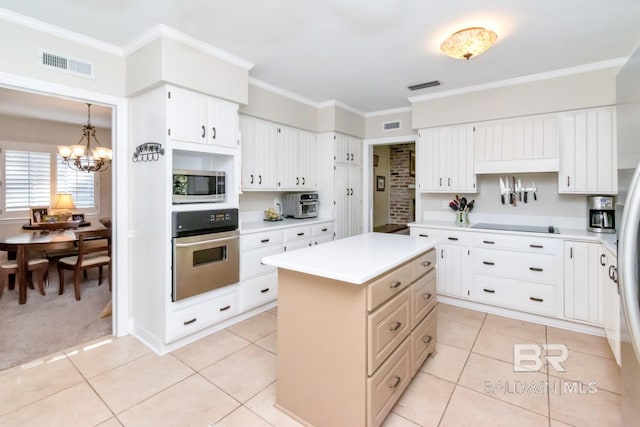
[1, 0, 640, 114]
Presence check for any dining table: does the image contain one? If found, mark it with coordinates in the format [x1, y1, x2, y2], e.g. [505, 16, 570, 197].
[0, 225, 104, 304]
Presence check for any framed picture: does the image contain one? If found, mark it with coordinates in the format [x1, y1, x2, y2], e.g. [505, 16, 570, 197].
[376, 175, 386, 192]
[30, 207, 49, 224]
[71, 213, 85, 222]
[409, 150, 415, 177]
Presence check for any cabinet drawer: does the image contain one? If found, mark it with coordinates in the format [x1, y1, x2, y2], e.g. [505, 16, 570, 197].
[472, 274, 557, 316]
[167, 291, 238, 341]
[411, 227, 445, 241]
[471, 233, 560, 254]
[472, 248, 559, 285]
[367, 338, 411, 427]
[241, 230, 283, 250]
[411, 269, 437, 328]
[411, 249, 436, 281]
[367, 263, 412, 312]
[411, 307, 437, 377]
[240, 245, 282, 280]
[239, 273, 278, 311]
[368, 288, 411, 376]
[284, 226, 312, 242]
[312, 222, 334, 237]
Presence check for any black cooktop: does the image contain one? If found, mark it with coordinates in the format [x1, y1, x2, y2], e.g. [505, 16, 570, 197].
[470, 223, 560, 234]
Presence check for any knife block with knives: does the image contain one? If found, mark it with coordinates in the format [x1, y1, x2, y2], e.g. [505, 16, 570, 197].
[499, 176, 538, 206]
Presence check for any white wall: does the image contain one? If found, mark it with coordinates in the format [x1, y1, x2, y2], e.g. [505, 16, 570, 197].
[365, 110, 414, 139]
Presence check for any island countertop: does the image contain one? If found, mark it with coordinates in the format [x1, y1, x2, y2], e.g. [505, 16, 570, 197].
[261, 232, 438, 284]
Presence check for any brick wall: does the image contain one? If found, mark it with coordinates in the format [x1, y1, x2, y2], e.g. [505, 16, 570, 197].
[389, 144, 415, 224]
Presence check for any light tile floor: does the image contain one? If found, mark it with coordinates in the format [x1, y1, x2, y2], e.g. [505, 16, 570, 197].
[0, 303, 621, 426]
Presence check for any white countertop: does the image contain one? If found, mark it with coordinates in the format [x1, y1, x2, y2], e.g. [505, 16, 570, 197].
[262, 232, 438, 284]
[409, 220, 618, 252]
[240, 216, 333, 234]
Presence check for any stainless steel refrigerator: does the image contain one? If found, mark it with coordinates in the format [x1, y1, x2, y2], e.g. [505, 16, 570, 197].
[617, 44, 640, 425]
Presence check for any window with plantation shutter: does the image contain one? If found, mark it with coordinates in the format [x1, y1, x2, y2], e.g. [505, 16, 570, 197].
[5, 150, 51, 210]
[56, 155, 95, 208]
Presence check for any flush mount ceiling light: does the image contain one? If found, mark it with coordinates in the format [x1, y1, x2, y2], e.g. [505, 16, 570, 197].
[58, 103, 112, 173]
[440, 27, 498, 60]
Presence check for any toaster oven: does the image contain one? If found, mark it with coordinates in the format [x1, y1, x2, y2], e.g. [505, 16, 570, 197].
[282, 192, 319, 218]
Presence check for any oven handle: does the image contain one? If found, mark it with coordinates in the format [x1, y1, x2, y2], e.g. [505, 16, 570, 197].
[175, 235, 238, 248]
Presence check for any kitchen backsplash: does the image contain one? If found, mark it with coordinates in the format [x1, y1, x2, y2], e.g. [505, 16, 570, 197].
[419, 172, 590, 228]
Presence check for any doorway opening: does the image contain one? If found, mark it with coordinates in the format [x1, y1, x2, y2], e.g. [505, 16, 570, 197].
[0, 85, 119, 371]
[372, 142, 416, 235]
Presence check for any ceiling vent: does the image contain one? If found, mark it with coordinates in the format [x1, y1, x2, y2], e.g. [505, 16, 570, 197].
[38, 49, 95, 79]
[408, 80, 440, 91]
[383, 120, 401, 132]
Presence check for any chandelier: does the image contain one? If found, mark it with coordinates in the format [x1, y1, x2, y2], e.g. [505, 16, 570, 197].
[440, 27, 498, 60]
[58, 103, 112, 172]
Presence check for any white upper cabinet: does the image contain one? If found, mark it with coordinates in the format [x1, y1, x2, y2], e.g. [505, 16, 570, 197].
[558, 106, 617, 194]
[334, 133, 362, 165]
[473, 114, 559, 174]
[417, 124, 476, 193]
[167, 86, 239, 147]
[240, 116, 317, 191]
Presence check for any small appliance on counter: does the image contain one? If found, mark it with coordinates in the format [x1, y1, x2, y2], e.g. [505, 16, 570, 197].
[588, 195, 615, 233]
[282, 192, 319, 218]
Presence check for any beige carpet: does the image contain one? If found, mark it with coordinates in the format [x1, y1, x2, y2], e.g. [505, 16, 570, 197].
[0, 265, 112, 371]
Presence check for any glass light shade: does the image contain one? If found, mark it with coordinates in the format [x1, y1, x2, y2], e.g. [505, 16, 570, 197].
[95, 146, 110, 159]
[71, 144, 86, 157]
[51, 193, 76, 210]
[58, 145, 72, 158]
[440, 27, 498, 60]
[106, 148, 113, 160]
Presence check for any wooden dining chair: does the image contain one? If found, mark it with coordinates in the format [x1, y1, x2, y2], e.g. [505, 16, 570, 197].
[57, 229, 111, 301]
[0, 253, 49, 300]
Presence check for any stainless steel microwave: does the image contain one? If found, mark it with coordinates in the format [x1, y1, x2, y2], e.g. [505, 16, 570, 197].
[172, 169, 225, 204]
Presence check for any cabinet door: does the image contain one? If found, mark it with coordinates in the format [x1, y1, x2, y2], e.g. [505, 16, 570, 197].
[168, 87, 208, 143]
[277, 126, 299, 189]
[450, 125, 476, 192]
[334, 133, 351, 164]
[600, 249, 621, 365]
[348, 164, 362, 237]
[298, 130, 317, 189]
[208, 97, 238, 148]
[348, 136, 362, 165]
[437, 244, 468, 298]
[334, 163, 350, 240]
[564, 241, 601, 324]
[417, 128, 442, 191]
[240, 117, 277, 189]
[559, 107, 617, 194]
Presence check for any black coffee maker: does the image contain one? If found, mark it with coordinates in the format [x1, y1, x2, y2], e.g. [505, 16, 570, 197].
[588, 196, 615, 233]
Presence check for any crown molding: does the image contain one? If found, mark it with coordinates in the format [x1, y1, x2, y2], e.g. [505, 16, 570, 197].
[408, 57, 628, 103]
[0, 8, 124, 56]
[124, 24, 254, 70]
[317, 99, 366, 117]
[249, 77, 319, 108]
[365, 106, 412, 118]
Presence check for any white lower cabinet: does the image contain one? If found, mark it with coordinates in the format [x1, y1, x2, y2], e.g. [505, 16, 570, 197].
[600, 246, 620, 365]
[438, 244, 469, 298]
[167, 290, 239, 341]
[239, 273, 278, 311]
[564, 241, 602, 325]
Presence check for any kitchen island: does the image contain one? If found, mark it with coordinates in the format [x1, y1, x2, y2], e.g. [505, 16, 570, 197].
[262, 232, 439, 427]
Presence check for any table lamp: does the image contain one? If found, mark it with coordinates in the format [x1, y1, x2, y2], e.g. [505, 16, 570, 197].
[51, 193, 76, 221]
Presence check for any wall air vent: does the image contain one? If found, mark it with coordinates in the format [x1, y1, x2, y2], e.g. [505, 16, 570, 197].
[383, 120, 401, 132]
[38, 49, 95, 79]
[408, 80, 440, 91]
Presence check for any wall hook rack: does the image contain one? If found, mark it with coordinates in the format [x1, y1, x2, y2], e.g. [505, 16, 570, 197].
[132, 142, 165, 162]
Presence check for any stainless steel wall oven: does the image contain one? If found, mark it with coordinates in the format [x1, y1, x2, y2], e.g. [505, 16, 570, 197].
[172, 209, 239, 301]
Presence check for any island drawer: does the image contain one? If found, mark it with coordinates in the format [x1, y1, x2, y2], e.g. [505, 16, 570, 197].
[411, 269, 437, 328]
[367, 337, 411, 427]
[241, 230, 283, 250]
[411, 307, 437, 377]
[472, 248, 559, 285]
[411, 249, 436, 281]
[368, 287, 411, 376]
[367, 263, 412, 312]
[472, 274, 557, 316]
